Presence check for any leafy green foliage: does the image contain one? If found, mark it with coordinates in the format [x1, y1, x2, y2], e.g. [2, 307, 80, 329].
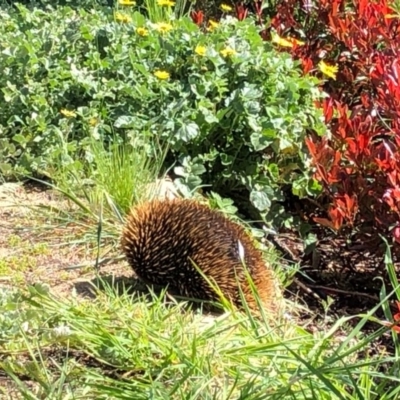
[0, 3, 326, 228]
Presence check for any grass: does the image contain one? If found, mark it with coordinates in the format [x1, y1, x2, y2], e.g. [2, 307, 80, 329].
[0, 129, 399, 394]
[0, 279, 399, 399]
[391, 0, 400, 16]
[1, 137, 400, 399]
[0, 234, 50, 282]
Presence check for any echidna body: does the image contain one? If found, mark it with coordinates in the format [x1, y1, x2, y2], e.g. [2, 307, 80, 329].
[121, 198, 279, 313]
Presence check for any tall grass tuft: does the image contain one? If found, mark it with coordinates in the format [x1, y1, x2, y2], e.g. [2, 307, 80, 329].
[86, 135, 168, 217]
[28, 133, 169, 267]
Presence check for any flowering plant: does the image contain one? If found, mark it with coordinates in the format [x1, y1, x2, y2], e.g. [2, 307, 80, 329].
[0, 5, 325, 230]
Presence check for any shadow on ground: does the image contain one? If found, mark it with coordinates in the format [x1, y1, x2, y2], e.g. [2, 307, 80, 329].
[73, 274, 226, 315]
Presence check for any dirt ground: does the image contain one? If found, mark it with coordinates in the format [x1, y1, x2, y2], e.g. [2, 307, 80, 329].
[277, 221, 400, 320]
[0, 181, 133, 298]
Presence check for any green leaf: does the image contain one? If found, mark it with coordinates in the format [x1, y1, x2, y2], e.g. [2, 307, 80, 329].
[307, 178, 323, 195]
[220, 153, 233, 166]
[303, 232, 318, 253]
[250, 132, 273, 151]
[131, 63, 149, 76]
[190, 159, 206, 176]
[177, 122, 200, 142]
[250, 189, 271, 211]
[114, 116, 136, 128]
[268, 163, 279, 180]
[12, 134, 28, 145]
[198, 106, 218, 124]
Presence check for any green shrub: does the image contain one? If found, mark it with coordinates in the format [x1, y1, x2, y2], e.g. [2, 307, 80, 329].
[0, 3, 326, 227]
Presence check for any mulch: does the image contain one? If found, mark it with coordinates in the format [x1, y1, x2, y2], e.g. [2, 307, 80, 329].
[267, 196, 400, 358]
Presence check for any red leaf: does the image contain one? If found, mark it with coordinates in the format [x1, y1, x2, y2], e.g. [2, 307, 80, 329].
[190, 10, 204, 26]
[394, 301, 400, 321]
[392, 225, 400, 244]
[234, 2, 248, 21]
[313, 217, 339, 231]
[323, 98, 334, 122]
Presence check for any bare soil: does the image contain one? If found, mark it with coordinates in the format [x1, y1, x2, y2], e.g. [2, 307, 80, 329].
[274, 217, 400, 319]
[0, 181, 132, 297]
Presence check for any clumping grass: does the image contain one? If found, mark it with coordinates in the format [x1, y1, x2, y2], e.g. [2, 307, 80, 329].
[141, 0, 174, 22]
[52, 133, 168, 218]
[390, 0, 400, 16]
[27, 134, 168, 268]
[84, 136, 168, 216]
[139, 0, 190, 23]
[0, 280, 399, 399]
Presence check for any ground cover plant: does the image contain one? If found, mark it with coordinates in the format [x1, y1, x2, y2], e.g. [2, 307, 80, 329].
[1, 0, 400, 398]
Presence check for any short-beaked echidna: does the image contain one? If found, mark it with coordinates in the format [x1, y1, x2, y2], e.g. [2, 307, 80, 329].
[121, 198, 280, 313]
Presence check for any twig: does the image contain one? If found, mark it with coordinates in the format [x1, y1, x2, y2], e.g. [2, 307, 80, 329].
[292, 277, 324, 301]
[306, 284, 380, 302]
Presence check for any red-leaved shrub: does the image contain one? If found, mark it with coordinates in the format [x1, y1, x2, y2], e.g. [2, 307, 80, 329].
[270, 0, 400, 241]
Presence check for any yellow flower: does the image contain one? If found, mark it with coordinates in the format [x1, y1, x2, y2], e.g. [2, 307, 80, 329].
[154, 70, 170, 80]
[115, 11, 132, 23]
[157, 0, 175, 6]
[154, 22, 173, 34]
[60, 109, 76, 118]
[318, 60, 339, 80]
[195, 45, 207, 56]
[271, 33, 305, 48]
[220, 3, 233, 12]
[89, 117, 98, 126]
[207, 20, 219, 31]
[220, 47, 236, 57]
[118, 0, 136, 5]
[136, 27, 149, 36]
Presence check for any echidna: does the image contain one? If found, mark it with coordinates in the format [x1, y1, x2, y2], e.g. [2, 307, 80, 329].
[121, 198, 280, 314]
